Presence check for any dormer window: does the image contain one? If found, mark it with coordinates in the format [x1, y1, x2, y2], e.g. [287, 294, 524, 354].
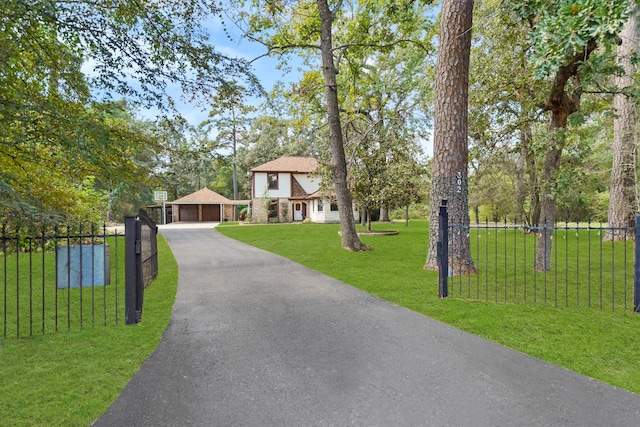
[267, 173, 278, 190]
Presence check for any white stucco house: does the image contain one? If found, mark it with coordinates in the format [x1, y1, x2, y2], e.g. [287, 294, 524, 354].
[250, 156, 360, 224]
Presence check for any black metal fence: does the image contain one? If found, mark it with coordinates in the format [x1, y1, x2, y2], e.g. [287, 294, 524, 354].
[437, 205, 638, 314]
[1, 210, 159, 338]
[1, 224, 124, 338]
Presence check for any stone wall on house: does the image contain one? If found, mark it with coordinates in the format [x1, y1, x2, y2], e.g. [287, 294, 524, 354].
[251, 198, 296, 223]
[223, 205, 234, 221]
[251, 198, 269, 223]
[279, 199, 291, 223]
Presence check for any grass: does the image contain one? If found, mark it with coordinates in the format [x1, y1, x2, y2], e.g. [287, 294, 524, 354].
[0, 234, 178, 426]
[2, 220, 636, 425]
[450, 224, 634, 311]
[2, 235, 128, 339]
[217, 220, 640, 394]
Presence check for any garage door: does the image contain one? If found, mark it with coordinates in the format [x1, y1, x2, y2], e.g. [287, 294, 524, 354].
[179, 205, 199, 222]
[202, 205, 221, 221]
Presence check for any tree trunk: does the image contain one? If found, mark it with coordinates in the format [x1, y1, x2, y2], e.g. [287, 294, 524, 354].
[515, 126, 534, 225]
[405, 204, 409, 227]
[425, 0, 476, 275]
[514, 126, 541, 228]
[534, 39, 597, 271]
[515, 137, 526, 224]
[317, 0, 367, 251]
[606, 4, 638, 241]
[535, 132, 564, 271]
[232, 116, 238, 220]
[379, 205, 390, 222]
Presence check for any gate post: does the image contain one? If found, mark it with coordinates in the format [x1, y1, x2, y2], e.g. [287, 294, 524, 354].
[125, 216, 142, 324]
[438, 200, 449, 298]
[634, 215, 640, 313]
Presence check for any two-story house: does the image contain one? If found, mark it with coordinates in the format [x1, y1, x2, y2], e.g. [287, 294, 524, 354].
[250, 156, 359, 223]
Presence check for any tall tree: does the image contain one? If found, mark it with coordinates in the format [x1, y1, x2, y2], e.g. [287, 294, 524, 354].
[201, 81, 256, 205]
[315, 0, 366, 250]
[234, 0, 429, 250]
[233, 0, 367, 249]
[338, 38, 433, 227]
[425, 0, 476, 274]
[606, 2, 639, 240]
[154, 120, 218, 199]
[513, 0, 628, 270]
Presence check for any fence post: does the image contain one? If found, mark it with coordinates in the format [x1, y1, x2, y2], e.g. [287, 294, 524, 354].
[438, 200, 449, 298]
[635, 215, 640, 313]
[125, 216, 142, 324]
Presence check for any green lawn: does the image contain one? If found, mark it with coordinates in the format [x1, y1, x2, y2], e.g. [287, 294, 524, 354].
[450, 224, 634, 311]
[2, 235, 129, 339]
[0, 235, 178, 426]
[2, 220, 637, 426]
[217, 220, 640, 394]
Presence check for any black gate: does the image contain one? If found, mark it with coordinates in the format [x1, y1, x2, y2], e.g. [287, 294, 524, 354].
[125, 210, 158, 324]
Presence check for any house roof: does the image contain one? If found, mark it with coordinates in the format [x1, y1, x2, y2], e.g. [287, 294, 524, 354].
[172, 187, 248, 205]
[250, 156, 319, 173]
[309, 190, 336, 200]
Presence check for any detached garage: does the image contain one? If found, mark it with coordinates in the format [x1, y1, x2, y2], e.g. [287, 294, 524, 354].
[170, 188, 248, 223]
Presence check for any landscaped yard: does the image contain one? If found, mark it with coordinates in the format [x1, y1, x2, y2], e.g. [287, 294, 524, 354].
[3, 220, 638, 426]
[0, 235, 178, 427]
[217, 220, 640, 395]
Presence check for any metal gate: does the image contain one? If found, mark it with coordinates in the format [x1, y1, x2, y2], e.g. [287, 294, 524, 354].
[125, 210, 158, 325]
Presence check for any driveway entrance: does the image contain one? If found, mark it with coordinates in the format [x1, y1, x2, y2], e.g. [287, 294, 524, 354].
[94, 227, 640, 426]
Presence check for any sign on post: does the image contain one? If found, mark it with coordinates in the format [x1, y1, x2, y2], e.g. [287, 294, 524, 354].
[56, 244, 110, 288]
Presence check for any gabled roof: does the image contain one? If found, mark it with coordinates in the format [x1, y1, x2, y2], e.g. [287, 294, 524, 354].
[172, 188, 232, 204]
[250, 156, 319, 173]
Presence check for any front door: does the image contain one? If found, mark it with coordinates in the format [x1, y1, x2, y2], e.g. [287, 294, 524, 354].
[294, 202, 303, 221]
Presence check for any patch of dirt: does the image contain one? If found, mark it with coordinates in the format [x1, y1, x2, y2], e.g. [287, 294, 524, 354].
[357, 230, 399, 236]
[338, 230, 399, 236]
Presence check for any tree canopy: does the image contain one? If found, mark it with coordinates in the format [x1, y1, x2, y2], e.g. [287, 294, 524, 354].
[1, 0, 258, 224]
[4, 0, 640, 271]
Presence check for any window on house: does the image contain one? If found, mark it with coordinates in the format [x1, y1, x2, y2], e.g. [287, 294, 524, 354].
[317, 200, 323, 212]
[295, 203, 301, 211]
[330, 201, 339, 211]
[267, 173, 278, 190]
[268, 200, 278, 218]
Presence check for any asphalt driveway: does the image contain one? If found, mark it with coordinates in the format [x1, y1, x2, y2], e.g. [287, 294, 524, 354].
[94, 224, 640, 426]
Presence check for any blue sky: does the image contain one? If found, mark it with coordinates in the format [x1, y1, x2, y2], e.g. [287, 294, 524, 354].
[153, 15, 298, 128]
